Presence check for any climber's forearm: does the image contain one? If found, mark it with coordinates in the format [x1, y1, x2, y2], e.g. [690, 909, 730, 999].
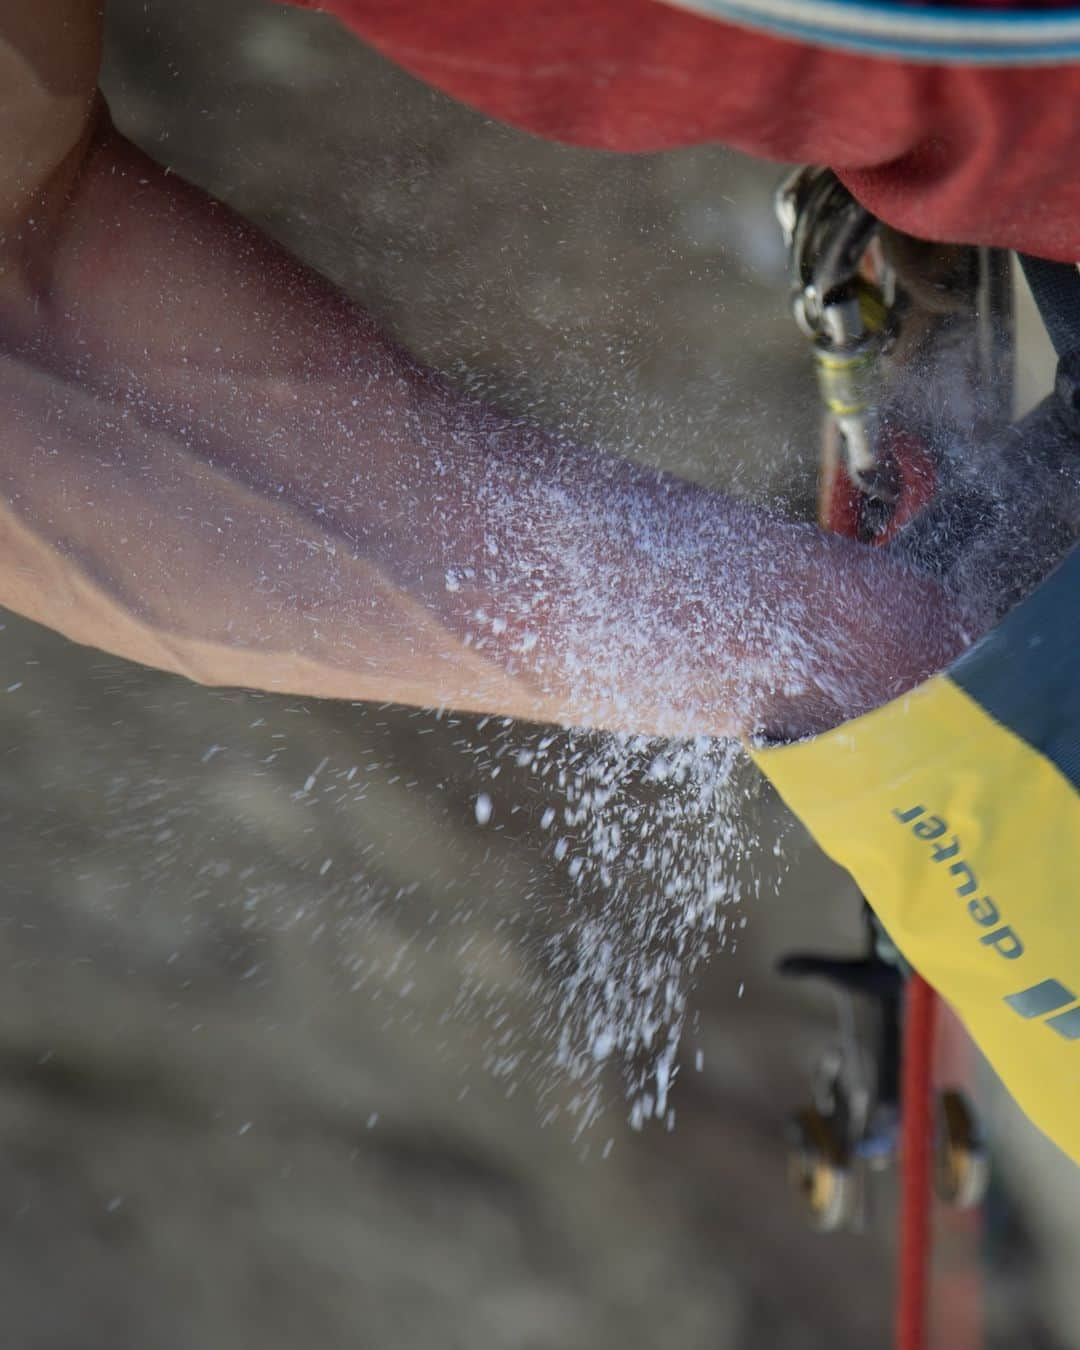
[0, 341, 967, 743]
[0, 121, 970, 739]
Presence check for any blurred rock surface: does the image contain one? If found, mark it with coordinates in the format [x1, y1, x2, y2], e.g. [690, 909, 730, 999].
[0, 1, 1074, 1346]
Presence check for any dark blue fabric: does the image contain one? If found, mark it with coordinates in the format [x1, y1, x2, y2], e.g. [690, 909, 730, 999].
[949, 546, 1080, 792]
[1019, 256, 1080, 360]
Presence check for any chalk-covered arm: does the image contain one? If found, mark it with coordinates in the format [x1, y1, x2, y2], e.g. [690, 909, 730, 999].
[0, 3, 969, 741]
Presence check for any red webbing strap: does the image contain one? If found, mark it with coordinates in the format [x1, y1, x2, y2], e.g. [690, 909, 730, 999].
[897, 974, 937, 1350]
[824, 423, 962, 1350]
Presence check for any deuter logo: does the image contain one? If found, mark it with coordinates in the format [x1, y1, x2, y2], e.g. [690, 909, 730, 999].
[892, 804, 1023, 960]
[1005, 980, 1080, 1041]
[893, 804, 1079, 1044]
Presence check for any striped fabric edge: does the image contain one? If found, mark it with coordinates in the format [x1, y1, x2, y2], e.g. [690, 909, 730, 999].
[661, 0, 1080, 63]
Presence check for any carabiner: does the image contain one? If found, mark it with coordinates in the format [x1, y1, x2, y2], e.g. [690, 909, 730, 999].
[776, 167, 898, 500]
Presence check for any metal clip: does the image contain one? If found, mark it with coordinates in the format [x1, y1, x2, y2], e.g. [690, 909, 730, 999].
[776, 167, 897, 500]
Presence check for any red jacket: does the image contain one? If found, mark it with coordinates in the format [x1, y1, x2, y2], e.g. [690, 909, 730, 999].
[286, 0, 1080, 260]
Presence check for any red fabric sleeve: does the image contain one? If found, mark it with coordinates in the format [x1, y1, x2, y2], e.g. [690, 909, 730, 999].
[285, 0, 1080, 260]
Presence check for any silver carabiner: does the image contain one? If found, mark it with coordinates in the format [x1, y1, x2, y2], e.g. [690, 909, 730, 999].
[776, 167, 897, 499]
